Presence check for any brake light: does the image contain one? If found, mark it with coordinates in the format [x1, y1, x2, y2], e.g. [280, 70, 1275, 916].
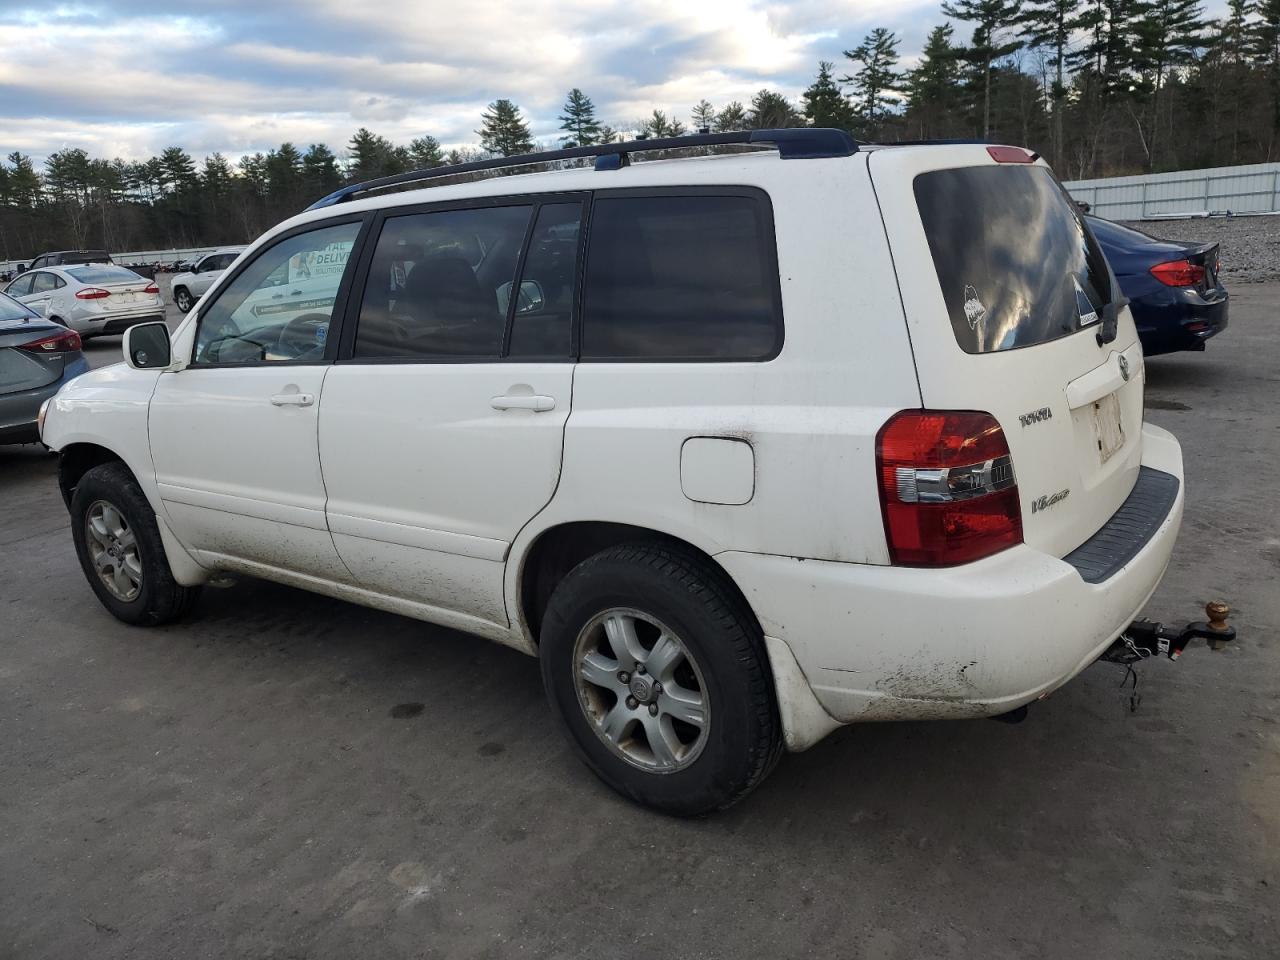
[18, 329, 82, 353]
[987, 145, 1036, 164]
[143, 283, 160, 294]
[875, 410, 1023, 566]
[1150, 259, 1205, 287]
[75, 287, 110, 300]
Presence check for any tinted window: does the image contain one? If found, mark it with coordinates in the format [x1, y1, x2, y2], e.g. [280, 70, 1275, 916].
[582, 194, 780, 360]
[354, 205, 530, 359]
[194, 220, 360, 364]
[914, 166, 1113, 354]
[508, 202, 581, 358]
[66, 265, 140, 285]
[6, 274, 34, 297]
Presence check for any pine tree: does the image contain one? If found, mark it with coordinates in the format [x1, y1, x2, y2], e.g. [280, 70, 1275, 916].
[714, 101, 748, 131]
[158, 146, 198, 194]
[691, 99, 717, 131]
[558, 88, 601, 147]
[802, 61, 857, 129]
[408, 135, 445, 168]
[907, 24, 964, 138]
[1256, 0, 1280, 140]
[597, 124, 620, 144]
[346, 128, 397, 181]
[477, 99, 534, 156]
[301, 144, 341, 196]
[748, 90, 804, 128]
[1022, 0, 1083, 167]
[841, 29, 902, 136]
[1134, 0, 1209, 169]
[941, 0, 1024, 138]
[637, 109, 686, 137]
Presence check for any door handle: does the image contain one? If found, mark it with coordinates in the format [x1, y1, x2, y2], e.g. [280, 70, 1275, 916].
[270, 392, 315, 407]
[490, 394, 555, 412]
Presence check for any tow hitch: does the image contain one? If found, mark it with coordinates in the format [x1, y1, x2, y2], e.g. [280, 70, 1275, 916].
[1098, 601, 1236, 712]
[1101, 600, 1236, 664]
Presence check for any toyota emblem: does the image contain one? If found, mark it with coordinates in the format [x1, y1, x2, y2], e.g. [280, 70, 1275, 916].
[1118, 355, 1130, 382]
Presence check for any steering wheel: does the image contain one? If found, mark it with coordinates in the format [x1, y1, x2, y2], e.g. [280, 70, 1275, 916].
[276, 312, 332, 359]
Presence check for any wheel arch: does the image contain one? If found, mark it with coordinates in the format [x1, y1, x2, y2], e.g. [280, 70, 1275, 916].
[514, 520, 759, 649]
[58, 442, 129, 509]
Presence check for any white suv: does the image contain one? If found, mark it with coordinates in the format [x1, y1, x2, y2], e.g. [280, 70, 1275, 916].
[168, 247, 247, 313]
[40, 130, 1184, 815]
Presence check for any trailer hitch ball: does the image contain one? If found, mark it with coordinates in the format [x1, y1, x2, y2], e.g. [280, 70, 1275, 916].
[1205, 600, 1231, 650]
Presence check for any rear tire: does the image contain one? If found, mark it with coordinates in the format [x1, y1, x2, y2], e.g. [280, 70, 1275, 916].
[539, 543, 782, 816]
[70, 462, 201, 625]
[173, 287, 193, 312]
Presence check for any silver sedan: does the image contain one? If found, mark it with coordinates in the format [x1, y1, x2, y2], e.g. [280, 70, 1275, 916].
[4, 264, 165, 340]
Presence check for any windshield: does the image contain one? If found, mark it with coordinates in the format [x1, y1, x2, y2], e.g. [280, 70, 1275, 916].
[66, 265, 143, 285]
[914, 165, 1114, 354]
[0, 290, 37, 321]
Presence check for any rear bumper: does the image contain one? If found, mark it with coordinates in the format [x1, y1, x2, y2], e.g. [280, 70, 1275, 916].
[719, 421, 1184, 734]
[0, 355, 89, 444]
[69, 311, 165, 336]
[1134, 287, 1228, 356]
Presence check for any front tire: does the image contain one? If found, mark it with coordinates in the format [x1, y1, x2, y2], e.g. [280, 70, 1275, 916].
[70, 462, 201, 625]
[540, 543, 782, 816]
[173, 287, 193, 312]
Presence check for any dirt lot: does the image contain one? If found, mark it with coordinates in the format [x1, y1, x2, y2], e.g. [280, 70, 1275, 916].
[2, 288, 1278, 959]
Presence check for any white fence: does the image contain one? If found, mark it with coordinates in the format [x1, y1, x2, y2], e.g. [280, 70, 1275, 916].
[1, 246, 219, 276]
[1063, 162, 1280, 220]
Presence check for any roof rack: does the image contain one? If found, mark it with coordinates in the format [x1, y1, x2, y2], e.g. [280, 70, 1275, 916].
[305, 128, 858, 210]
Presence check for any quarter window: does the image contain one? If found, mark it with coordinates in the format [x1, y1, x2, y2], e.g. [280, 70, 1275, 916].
[193, 220, 360, 365]
[353, 205, 531, 359]
[581, 194, 782, 360]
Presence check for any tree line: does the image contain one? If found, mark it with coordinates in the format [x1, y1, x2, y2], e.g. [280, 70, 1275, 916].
[3, 0, 1279, 259]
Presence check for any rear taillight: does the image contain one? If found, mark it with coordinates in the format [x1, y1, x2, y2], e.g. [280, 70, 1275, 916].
[1150, 259, 1205, 287]
[75, 287, 110, 300]
[143, 283, 160, 294]
[18, 329, 82, 353]
[875, 410, 1023, 566]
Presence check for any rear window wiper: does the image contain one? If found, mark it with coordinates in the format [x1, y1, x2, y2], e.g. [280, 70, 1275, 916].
[1097, 294, 1130, 346]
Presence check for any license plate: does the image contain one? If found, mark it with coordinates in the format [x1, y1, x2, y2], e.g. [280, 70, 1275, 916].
[1093, 392, 1125, 463]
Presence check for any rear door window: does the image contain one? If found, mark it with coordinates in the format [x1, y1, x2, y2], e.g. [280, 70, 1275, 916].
[581, 192, 782, 360]
[913, 166, 1114, 354]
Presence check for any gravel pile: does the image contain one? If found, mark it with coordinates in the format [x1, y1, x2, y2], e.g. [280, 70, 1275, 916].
[1119, 214, 1280, 283]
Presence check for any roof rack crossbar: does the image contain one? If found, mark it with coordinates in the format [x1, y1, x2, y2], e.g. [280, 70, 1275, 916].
[305, 128, 858, 210]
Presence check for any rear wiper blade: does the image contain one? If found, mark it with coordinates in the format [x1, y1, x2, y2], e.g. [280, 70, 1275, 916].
[1097, 294, 1130, 346]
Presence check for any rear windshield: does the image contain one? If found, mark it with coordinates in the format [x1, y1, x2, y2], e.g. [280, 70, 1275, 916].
[914, 166, 1113, 354]
[0, 291, 37, 321]
[66, 265, 142, 285]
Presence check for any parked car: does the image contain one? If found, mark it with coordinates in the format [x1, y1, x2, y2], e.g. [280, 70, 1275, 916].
[16, 250, 113, 275]
[4, 264, 163, 340]
[1087, 215, 1228, 356]
[0, 290, 87, 444]
[42, 132, 1186, 815]
[169, 247, 246, 313]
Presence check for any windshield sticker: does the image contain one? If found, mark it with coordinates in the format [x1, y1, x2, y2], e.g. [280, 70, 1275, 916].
[1074, 277, 1099, 327]
[962, 285, 987, 330]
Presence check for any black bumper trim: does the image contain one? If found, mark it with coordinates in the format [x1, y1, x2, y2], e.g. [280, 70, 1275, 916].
[1063, 466, 1180, 584]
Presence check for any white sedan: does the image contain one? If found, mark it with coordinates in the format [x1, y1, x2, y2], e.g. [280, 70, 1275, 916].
[4, 264, 164, 339]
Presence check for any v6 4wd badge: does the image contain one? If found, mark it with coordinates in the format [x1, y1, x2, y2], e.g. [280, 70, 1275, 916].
[1031, 488, 1070, 514]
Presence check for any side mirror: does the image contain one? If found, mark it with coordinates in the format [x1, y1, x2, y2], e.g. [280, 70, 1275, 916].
[16, 263, 26, 273]
[497, 279, 546, 315]
[123, 321, 173, 370]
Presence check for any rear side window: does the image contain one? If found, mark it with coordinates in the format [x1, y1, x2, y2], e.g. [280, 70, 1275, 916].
[66, 265, 141, 285]
[581, 193, 782, 360]
[914, 166, 1113, 354]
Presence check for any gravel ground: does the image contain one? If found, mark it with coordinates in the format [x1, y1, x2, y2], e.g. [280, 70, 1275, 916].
[1121, 214, 1280, 283]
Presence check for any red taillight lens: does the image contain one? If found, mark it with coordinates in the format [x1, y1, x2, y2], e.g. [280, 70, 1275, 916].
[18, 329, 82, 353]
[143, 283, 160, 294]
[75, 287, 111, 300]
[1150, 259, 1205, 287]
[875, 410, 1023, 566]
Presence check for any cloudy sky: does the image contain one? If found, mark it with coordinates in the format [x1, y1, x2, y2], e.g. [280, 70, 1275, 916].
[0, 0, 1230, 165]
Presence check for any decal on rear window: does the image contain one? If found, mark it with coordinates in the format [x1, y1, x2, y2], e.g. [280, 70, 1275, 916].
[962, 285, 987, 330]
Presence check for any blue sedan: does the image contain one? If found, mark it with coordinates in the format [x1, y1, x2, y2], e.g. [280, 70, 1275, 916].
[1087, 215, 1229, 357]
